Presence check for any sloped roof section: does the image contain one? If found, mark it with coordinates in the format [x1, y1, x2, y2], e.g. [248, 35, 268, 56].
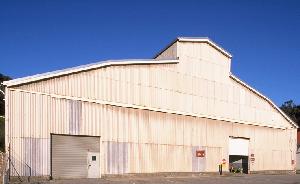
[230, 74, 298, 128]
[4, 37, 231, 87]
[3, 59, 179, 87]
[154, 37, 232, 59]
[3, 37, 294, 129]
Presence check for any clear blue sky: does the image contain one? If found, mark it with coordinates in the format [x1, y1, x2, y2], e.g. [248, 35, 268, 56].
[0, 0, 299, 105]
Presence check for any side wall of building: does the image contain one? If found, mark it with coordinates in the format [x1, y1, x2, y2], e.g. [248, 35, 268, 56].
[6, 89, 297, 177]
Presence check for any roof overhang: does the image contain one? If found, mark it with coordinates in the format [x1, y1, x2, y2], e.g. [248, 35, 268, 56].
[3, 59, 179, 87]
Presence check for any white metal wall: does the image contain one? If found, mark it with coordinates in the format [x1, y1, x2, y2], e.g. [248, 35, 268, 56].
[15, 42, 292, 130]
[5, 40, 297, 177]
[6, 89, 297, 176]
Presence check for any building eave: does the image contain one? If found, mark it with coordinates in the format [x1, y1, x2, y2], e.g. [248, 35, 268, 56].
[3, 59, 179, 87]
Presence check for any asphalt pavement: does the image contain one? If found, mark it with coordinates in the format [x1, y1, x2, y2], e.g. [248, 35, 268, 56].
[35, 174, 300, 184]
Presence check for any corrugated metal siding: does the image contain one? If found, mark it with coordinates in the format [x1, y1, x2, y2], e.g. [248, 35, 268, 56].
[15, 43, 292, 129]
[125, 143, 191, 173]
[52, 135, 100, 179]
[106, 141, 128, 174]
[192, 146, 206, 172]
[6, 88, 297, 176]
[69, 100, 82, 135]
[6, 40, 297, 177]
[23, 138, 49, 176]
[206, 147, 222, 172]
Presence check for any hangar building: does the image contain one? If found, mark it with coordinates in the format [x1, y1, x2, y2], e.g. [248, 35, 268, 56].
[4, 37, 298, 179]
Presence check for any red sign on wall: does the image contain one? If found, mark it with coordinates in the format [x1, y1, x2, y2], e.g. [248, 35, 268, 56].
[196, 150, 205, 157]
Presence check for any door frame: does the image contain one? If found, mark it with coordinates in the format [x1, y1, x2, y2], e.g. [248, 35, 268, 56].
[87, 152, 100, 178]
[50, 133, 101, 179]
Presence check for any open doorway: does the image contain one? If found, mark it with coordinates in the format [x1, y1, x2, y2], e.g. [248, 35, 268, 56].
[228, 137, 249, 174]
[229, 155, 248, 173]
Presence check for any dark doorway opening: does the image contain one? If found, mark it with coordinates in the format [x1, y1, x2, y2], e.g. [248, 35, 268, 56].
[229, 155, 248, 174]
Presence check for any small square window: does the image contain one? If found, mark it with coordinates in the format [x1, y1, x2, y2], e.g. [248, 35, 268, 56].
[92, 156, 96, 161]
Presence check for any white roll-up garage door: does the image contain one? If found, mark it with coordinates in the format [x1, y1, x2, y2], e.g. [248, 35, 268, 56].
[51, 134, 100, 179]
[229, 137, 249, 156]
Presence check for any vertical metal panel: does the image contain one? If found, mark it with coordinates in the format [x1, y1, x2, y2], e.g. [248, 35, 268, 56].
[206, 147, 222, 172]
[69, 100, 82, 135]
[106, 141, 128, 174]
[192, 146, 206, 172]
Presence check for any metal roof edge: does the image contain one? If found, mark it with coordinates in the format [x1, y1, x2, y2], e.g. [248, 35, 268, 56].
[153, 37, 233, 59]
[230, 73, 298, 129]
[177, 37, 232, 58]
[3, 59, 179, 87]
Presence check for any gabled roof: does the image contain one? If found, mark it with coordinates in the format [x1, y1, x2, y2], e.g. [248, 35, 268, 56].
[3, 37, 296, 129]
[230, 74, 298, 128]
[4, 37, 231, 87]
[3, 59, 179, 87]
[154, 37, 232, 59]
